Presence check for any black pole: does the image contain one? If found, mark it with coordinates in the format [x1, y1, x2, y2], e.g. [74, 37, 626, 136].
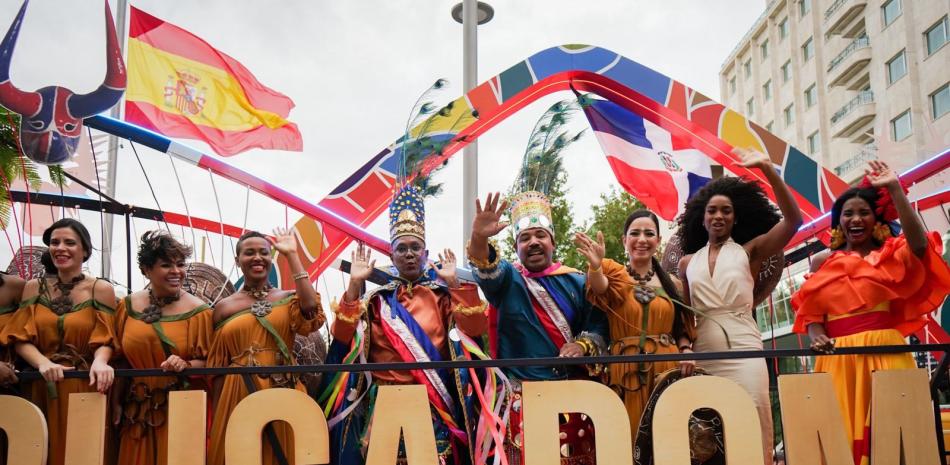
[930, 350, 949, 458]
[125, 212, 132, 292]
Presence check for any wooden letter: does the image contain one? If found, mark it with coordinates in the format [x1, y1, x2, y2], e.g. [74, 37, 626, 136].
[64, 392, 106, 465]
[522, 380, 632, 465]
[365, 384, 438, 465]
[652, 375, 764, 465]
[777, 373, 852, 465]
[167, 390, 207, 465]
[0, 395, 47, 465]
[225, 388, 330, 465]
[871, 368, 941, 465]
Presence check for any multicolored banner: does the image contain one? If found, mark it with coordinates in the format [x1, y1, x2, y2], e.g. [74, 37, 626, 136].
[125, 7, 302, 156]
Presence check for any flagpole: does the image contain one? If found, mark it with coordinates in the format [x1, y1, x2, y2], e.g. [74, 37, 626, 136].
[102, 0, 128, 280]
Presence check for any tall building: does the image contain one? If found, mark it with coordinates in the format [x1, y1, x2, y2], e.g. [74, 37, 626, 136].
[720, 0, 948, 184]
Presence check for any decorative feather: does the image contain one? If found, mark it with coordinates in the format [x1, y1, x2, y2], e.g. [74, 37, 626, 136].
[515, 97, 587, 195]
[397, 79, 477, 198]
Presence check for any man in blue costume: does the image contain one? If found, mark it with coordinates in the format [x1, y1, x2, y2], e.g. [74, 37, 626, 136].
[322, 184, 488, 465]
[467, 191, 608, 465]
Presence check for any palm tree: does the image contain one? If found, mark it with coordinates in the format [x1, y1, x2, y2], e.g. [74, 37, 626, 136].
[0, 108, 65, 228]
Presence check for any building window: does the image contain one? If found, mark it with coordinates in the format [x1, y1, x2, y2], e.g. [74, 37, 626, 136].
[882, 0, 901, 27]
[784, 104, 795, 126]
[729, 76, 737, 94]
[804, 84, 817, 108]
[802, 37, 814, 62]
[766, 121, 774, 132]
[886, 50, 907, 84]
[747, 98, 755, 116]
[807, 131, 820, 154]
[779, 17, 789, 40]
[761, 39, 769, 59]
[763, 80, 772, 101]
[800, 0, 811, 17]
[890, 110, 912, 141]
[781, 60, 792, 83]
[932, 83, 949, 120]
[743, 59, 752, 78]
[925, 16, 948, 56]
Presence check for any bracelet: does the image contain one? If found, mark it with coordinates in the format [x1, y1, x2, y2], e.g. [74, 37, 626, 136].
[292, 271, 309, 281]
[466, 239, 501, 270]
[333, 298, 367, 324]
[588, 264, 602, 274]
[574, 338, 593, 355]
[453, 301, 487, 316]
[679, 344, 692, 352]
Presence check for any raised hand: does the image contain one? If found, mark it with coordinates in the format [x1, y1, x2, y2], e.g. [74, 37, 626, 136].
[864, 160, 899, 189]
[435, 249, 459, 287]
[574, 231, 606, 270]
[472, 192, 510, 240]
[271, 227, 298, 256]
[349, 242, 376, 283]
[734, 147, 773, 172]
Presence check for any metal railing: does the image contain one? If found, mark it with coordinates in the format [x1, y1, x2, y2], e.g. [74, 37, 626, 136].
[828, 35, 870, 72]
[831, 90, 874, 124]
[834, 143, 878, 176]
[824, 0, 849, 21]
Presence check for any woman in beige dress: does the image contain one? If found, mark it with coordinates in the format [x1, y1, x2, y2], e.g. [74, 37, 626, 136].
[676, 148, 802, 464]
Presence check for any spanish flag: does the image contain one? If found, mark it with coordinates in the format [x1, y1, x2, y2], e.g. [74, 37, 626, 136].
[125, 7, 302, 156]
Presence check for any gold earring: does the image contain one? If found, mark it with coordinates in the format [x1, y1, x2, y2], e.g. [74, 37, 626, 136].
[829, 226, 845, 249]
[872, 222, 893, 243]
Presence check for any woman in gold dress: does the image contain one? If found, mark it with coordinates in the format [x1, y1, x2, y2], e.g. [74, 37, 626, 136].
[111, 231, 213, 465]
[207, 228, 325, 465]
[1, 218, 116, 465]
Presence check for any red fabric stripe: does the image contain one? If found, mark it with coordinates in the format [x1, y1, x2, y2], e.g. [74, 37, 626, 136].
[128, 7, 294, 117]
[530, 298, 568, 350]
[376, 313, 454, 415]
[824, 312, 893, 338]
[604, 156, 680, 220]
[125, 101, 302, 156]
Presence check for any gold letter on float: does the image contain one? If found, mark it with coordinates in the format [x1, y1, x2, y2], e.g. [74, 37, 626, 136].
[0, 394, 47, 465]
[167, 390, 207, 465]
[522, 380, 632, 465]
[777, 373, 852, 465]
[224, 388, 330, 465]
[64, 392, 107, 465]
[871, 368, 941, 465]
[652, 376, 764, 465]
[365, 384, 438, 465]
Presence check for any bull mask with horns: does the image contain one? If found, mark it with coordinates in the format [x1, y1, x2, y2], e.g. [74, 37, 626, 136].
[0, 0, 126, 165]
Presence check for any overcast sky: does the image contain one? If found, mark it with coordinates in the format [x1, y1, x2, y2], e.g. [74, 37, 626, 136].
[0, 0, 765, 301]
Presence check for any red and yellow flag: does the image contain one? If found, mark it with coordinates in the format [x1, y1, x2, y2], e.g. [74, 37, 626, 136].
[125, 7, 302, 156]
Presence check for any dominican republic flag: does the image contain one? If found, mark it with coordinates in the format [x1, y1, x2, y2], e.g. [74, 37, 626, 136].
[583, 99, 712, 221]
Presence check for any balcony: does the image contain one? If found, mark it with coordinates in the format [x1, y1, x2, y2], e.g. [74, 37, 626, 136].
[825, 0, 867, 36]
[831, 91, 875, 138]
[827, 36, 871, 87]
[833, 143, 877, 182]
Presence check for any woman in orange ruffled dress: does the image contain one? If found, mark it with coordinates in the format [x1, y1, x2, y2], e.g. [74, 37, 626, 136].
[110, 231, 213, 465]
[207, 228, 325, 465]
[791, 160, 950, 465]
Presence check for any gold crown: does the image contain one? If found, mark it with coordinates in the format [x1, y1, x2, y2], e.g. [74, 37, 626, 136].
[510, 191, 554, 237]
[175, 69, 200, 85]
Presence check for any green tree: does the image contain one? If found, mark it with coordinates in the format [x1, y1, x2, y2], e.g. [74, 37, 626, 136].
[559, 185, 646, 269]
[0, 109, 65, 228]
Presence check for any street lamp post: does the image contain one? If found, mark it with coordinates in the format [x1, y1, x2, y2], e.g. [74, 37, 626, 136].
[452, 1, 493, 252]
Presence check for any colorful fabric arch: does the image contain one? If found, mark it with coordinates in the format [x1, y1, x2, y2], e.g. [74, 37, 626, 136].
[90, 44, 851, 288]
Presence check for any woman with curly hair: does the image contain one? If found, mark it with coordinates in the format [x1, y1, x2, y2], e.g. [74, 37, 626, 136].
[791, 161, 950, 465]
[109, 231, 213, 465]
[676, 148, 802, 464]
[575, 209, 696, 443]
[0, 218, 117, 465]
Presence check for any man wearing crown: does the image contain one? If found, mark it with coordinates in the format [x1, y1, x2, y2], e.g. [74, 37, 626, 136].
[323, 184, 487, 465]
[467, 190, 608, 465]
